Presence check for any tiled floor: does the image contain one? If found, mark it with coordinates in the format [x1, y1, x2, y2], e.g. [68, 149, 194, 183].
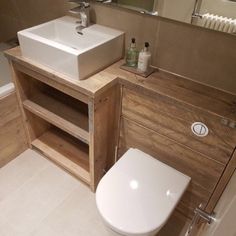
[0, 149, 117, 236]
[0, 149, 189, 236]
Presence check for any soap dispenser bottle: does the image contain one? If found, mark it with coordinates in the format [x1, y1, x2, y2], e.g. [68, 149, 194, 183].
[138, 42, 151, 72]
[126, 38, 138, 67]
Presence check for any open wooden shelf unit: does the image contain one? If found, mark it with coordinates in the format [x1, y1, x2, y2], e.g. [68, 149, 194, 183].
[10, 59, 120, 191]
[14, 70, 92, 185]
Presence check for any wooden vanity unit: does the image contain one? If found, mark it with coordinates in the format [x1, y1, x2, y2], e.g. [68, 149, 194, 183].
[5, 47, 236, 233]
[5, 47, 120, 191]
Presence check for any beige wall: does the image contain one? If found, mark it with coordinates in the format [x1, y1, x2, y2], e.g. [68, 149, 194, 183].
[155, 19, 236, 94]
[0, 0, 68, 42]
[90, 4, 159, 64]
[91, 3, 236, 95]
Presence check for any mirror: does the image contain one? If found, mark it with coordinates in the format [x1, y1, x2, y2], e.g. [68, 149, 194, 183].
[95, 0, 236, 35]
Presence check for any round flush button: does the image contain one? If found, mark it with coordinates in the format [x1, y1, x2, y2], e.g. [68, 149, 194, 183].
[191, 122, 209, 137]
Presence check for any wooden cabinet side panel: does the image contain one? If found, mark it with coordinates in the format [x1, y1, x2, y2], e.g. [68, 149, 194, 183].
[89, 85, 121, 191]
[9, 62, 32, 145]
[10, 65, 50, 141]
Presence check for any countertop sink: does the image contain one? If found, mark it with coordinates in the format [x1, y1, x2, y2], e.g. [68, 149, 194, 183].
[18, 16, 124, 80]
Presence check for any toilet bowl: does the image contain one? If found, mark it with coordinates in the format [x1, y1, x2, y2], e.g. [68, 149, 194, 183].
[96, 148, 191, 236]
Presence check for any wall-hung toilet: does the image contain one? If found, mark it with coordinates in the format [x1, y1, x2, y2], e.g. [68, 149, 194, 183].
[96, 148, 191, 236]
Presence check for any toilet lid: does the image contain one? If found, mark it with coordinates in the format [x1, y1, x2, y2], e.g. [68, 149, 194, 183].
[96, 148, 190, 235]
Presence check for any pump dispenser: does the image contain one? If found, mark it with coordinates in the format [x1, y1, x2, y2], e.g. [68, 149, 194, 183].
[126, 38, 138, 67]
[138, 42, 151, 72]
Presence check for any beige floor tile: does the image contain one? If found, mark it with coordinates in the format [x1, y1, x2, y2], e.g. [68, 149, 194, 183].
[31, 185, 117, 236]
[30, 224, 58, 236]
[0, 149, 119, 236]
[0, 150, 81, 235]
[0, 149, 50, 203]
[0, 221, 31, 236]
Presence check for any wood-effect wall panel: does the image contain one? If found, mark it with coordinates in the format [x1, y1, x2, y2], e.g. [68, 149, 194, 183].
[122, 88, 236, 165]
[89, 84, 121, 191]
[0, 92, 28, 166]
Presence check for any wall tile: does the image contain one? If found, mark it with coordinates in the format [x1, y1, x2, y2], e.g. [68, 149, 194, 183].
[0, 14, 24, 42]
[15, 0, 68, 28]
[90, 3, 159, 59]
[0, 0, 21, 19]
[0, 0, 68, 42]
[155, 19, 236, 94]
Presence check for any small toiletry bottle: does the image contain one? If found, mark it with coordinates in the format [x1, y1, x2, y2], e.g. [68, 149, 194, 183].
[137, 42, 151, 72]
[126, 38, 138, 67]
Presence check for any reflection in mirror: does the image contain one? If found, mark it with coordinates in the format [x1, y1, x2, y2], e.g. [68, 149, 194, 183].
[96, 0, 236, 35]
[194, 0, 236, 34]
[103, 0, 158, 15]
[156, 0, 195, 23]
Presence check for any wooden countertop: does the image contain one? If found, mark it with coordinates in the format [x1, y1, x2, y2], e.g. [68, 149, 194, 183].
[5, 47, 118, 98]
[5, 46, 236, 122]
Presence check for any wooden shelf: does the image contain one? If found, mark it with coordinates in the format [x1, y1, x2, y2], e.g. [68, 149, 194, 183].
[32, 127, 90, 184]
[23, 92, 89, 144]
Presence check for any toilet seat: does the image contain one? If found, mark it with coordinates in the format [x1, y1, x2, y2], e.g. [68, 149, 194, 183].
[96, 148, 190, 236]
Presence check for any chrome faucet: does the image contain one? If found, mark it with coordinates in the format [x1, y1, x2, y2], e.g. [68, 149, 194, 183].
[68, 0, 90, 34]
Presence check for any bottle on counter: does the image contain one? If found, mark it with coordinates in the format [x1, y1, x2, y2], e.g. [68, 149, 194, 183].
[137, 42, 151, 73]
[126, 38, 139, 67]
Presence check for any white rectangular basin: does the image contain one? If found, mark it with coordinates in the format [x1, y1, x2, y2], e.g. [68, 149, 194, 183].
[18, 16, 124, 80]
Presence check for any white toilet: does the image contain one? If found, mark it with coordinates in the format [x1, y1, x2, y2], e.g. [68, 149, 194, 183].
[96, 148, 191, 236]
